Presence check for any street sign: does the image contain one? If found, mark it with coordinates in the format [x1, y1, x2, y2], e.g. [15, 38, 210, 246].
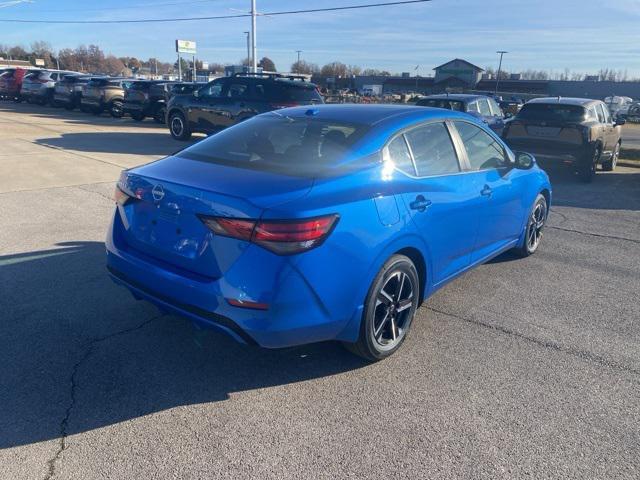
[34, 58, 45, 67]
[201, 62, 209, 70]
[175, 40, 197, 55]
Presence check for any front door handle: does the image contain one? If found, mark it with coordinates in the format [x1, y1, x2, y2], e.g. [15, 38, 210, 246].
[481, 185, 493, 197]
[410, 195, 432, 212]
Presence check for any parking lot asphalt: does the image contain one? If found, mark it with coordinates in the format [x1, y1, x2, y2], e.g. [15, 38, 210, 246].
[1, 102, 639, 480]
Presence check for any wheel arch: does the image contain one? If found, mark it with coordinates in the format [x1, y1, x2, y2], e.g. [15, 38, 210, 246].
[394, 246, 427, 306]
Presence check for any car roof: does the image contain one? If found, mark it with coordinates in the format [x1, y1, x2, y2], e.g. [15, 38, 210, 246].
[273, 104, 471, 127]
[421, 94, 491, 102]
[527, 97, 600, 107]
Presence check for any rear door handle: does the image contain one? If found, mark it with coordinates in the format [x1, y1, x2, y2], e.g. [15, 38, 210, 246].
[410, 196, 432, 212]
[481, 185, 493, 197]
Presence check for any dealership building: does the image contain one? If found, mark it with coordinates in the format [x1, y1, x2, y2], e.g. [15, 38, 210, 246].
[314, 58, 640, 100]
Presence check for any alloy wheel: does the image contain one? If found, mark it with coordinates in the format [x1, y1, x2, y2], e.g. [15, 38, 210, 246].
[527, 201, 546, 252]
[171, 116, 184, 137]
[372, 270, 414, 348]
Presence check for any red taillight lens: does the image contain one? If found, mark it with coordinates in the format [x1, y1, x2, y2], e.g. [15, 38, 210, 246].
[114, 185, 132, 206]
[200, 217, 255, 241]
[199, 214, 339, 255]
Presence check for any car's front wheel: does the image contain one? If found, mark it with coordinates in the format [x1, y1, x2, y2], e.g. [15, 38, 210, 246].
[110, 100, 124, 118]
[345, 255, 419, 361]
[169, 111, 192, 140]
[131, 112, 145, 122]
[515, 193, 547, 257]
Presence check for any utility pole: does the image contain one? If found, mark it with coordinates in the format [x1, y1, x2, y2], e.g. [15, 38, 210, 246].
[178, 53, 182, 81]
[193, 55, 196, 83]
[495, 50, 508, 96]
[296, 50, 302, 64]
[244, 31, 250, 68]
[251, 0, 257, 73]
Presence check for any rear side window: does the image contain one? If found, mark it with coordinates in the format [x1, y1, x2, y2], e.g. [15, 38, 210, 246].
[385, 135, 415, 175]
[130, 82, 151, 91]
[177, 115, 369, 177]
[467, 101, 479, 113]
[454, 121, 507, 171]
[404, 122, 460, 176]
[477, 99, 492, 116]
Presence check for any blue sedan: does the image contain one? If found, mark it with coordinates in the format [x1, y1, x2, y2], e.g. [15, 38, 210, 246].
[106, 104, 551, 360]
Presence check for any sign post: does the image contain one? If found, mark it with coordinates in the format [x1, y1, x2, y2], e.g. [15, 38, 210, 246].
[176, 40, 197, 82]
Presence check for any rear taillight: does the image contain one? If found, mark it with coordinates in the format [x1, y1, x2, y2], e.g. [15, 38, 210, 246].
[199, 214, 339, 255]
[114, 185, 133, 206]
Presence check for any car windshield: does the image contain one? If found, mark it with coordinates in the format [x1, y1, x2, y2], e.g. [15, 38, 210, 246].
[416, 99, 465, 111]
[176, 115, 371, 177]
[518, 103, 586, 122]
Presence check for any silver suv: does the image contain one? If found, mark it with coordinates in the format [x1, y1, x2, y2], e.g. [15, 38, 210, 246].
[21, 70, 78, 105]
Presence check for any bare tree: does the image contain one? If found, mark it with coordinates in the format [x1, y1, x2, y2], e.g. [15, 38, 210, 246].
[291, 60, 319, 75]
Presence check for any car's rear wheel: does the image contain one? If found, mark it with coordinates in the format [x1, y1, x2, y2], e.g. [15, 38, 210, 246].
[344, 255, 419, 361]
[169, 111, 192, 140]
[110, 100, 124, 118]
[580, 146, 600, 183]
[601, 142, 620, 171]
[515, 193, 547, 257]
[131, 112, 145, 122]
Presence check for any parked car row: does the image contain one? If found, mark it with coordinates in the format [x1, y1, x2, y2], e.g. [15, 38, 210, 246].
[0, 67, 204, 123]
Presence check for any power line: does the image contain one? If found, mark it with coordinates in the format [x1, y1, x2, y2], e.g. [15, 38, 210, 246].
[26, 0, 226, 14]
[0, 0, 433, 24]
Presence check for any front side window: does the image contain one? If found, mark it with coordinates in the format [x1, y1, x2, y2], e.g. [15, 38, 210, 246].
[488, 98, 503, 117]
[226, 83, 248, 98]
[599, 104, 612, 124]
[454, 121, 508, 171]
[200, 80, 224, 98]
[596, 104, 607, 123]
[467, 101, 479, 113]
[404, 123, 460, 176]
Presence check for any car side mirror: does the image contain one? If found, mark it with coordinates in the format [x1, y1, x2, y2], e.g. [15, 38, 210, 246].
[615, 118, 626, 126]
[504, 112, 513, 119]
[513, 151, 536, 169]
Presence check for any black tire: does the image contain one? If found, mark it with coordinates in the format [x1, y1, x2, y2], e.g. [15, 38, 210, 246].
[168, 111, 192, 140]
[580, 145, 600, 183]
[344, 255, 419, 361]
[515, 193, 547, 257]
[13, 96, 22, 103]
[601, 142, 620, 172]
[131, 112, 145, 122]
[109, 100, 124, 118]
[154, 107, 166, 124]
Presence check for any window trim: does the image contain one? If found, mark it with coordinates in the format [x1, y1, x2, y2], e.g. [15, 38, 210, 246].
[382, 119, 466, 179]
[449, 119, 514, 172]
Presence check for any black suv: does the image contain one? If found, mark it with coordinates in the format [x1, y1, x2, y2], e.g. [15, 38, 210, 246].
[123, 80, 173, 123]
[166, 73, 323, 140]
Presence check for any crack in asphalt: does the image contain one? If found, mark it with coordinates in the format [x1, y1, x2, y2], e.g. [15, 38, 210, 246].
[547, 225, 640, 245]
[43, 315, 163, 480]
[74, 184, 115, 204]
[426, 306, 640, 378]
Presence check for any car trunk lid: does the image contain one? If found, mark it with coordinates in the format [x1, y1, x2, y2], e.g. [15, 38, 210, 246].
[119, 157, 313, 278]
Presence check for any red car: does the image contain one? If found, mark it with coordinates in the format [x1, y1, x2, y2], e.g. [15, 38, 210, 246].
[0, 68, 30, 102]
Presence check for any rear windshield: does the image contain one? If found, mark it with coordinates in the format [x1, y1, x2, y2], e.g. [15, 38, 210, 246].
[268, 82, 322, 103]
[416, 99, 465, 111]
[518, 103, 586, 122]
[177, 114, 370, 177]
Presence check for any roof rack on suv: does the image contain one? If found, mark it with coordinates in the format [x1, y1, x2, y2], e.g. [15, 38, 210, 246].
[231, 72, 308, 81]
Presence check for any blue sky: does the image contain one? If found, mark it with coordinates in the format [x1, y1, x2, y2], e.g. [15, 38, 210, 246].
[1, 0, 640, 75]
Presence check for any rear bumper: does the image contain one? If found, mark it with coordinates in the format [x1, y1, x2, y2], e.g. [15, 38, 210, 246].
[506, 140, 589, 165]
[106, 210, 354, 349]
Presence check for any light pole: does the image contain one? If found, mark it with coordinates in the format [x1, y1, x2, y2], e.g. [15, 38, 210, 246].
[495, 50, 508, 96]
[296, 50, 302, 64]
[250, 0, 257, 73]
[244, 31, 250, 68]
